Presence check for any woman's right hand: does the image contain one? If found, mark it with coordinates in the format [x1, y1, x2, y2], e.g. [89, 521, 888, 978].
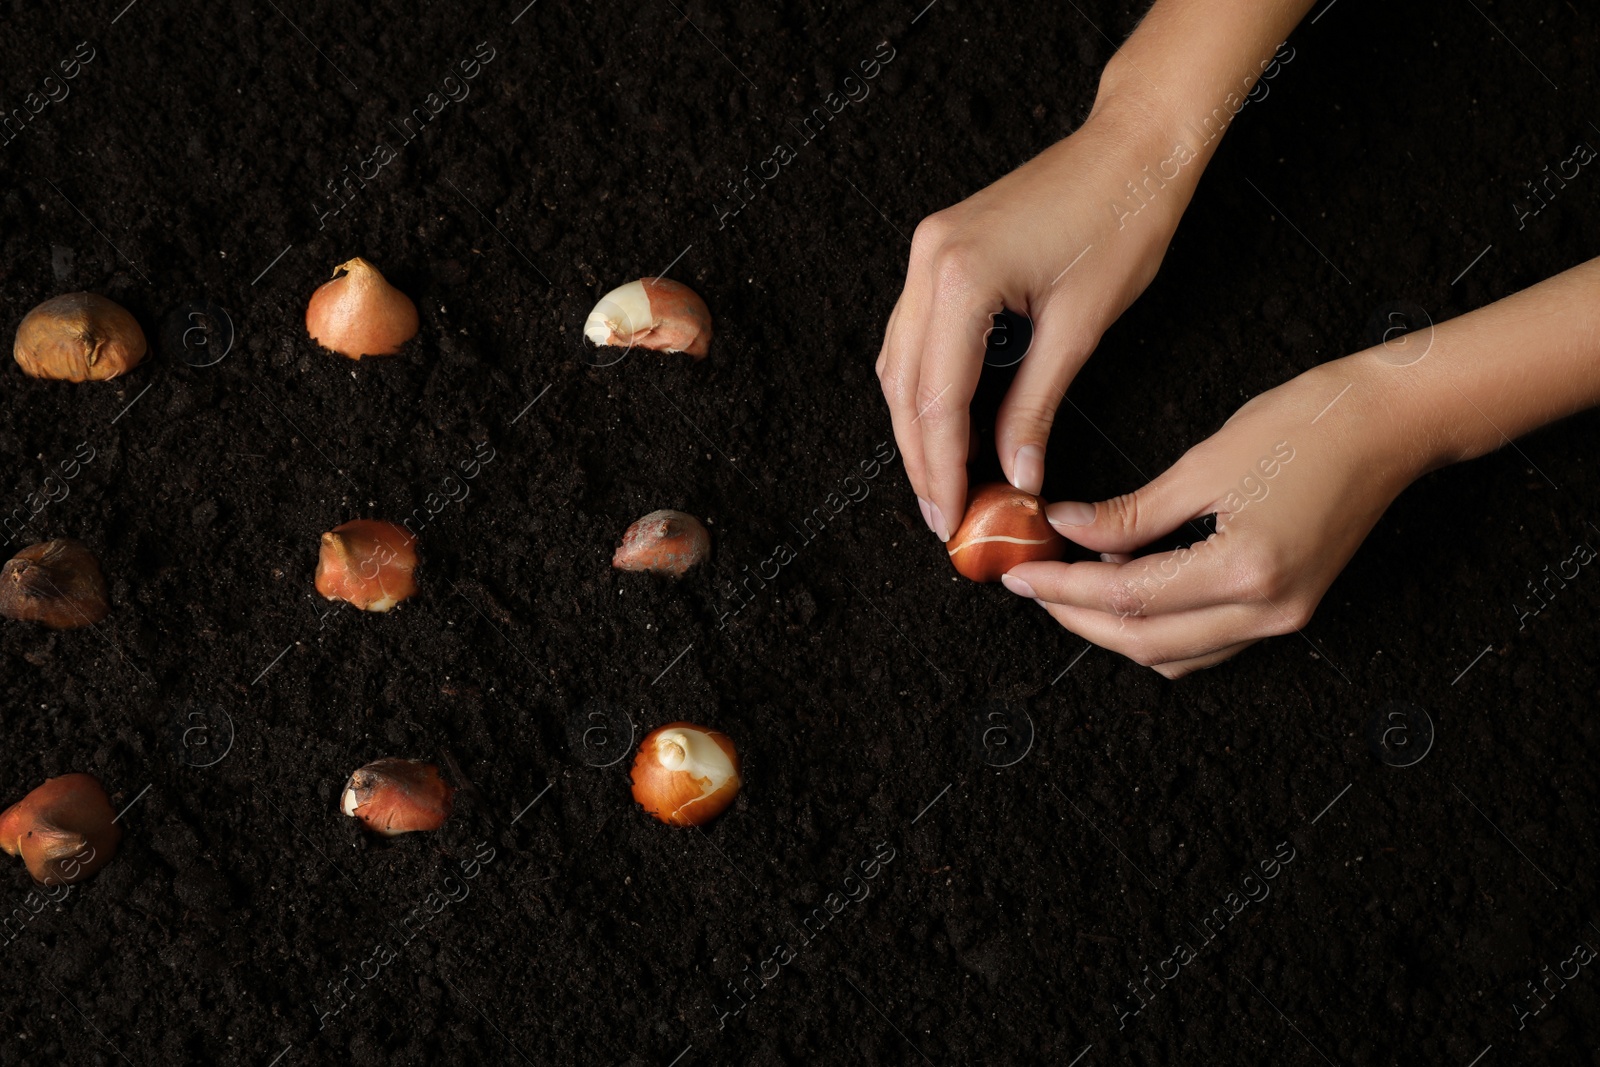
[875, 88, 1207, 542]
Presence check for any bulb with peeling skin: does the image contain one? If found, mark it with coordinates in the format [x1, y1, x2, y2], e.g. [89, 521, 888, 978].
[0, 773, 121, 884]
[630, 722, 741, 826]
[613, 509, 709, 577]
[14, 292, 146, 381]
[341, 758, 454, 836]
[315, 520, 419, 611]
[0, 539, 110, 629]
[585, 277, 712, 358]
[946, 483, 1068, 582]
[305, 257, 419, 359]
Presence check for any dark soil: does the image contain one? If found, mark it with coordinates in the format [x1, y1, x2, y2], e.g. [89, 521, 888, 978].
[0, 0, 1597, 1064]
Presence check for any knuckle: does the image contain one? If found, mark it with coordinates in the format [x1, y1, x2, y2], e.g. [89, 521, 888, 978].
[931, 242, 979, 295]
[915, 379, 955, 425]
[1103, 579, 1148, 619]
[1102, 491, 1142, 538]
[999, 390, 1062, 440]
[879, 365, 915, 408]
[1256, 564, 1293, 604]
[1231, 545, 1291, 602]
[911, 213, 951, 254]
[1277, 599, 1316, 634]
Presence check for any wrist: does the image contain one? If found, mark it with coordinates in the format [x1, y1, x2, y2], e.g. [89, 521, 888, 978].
[1078, 84, 1208, 238]
[1318, 353, 1463, 490]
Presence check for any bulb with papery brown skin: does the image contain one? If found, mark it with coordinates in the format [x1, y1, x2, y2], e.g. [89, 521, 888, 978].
[629, 722, 741, 827]
[14, 292, 146, 381]
[305, 257, 419, 359]
[612, 509, 709, 577]
[585, 277, 712, 358]
[0, 773, 121, 884]
[0, 539, 110, 629]
[341, 758, 454, 836]
[315, 520, 418, 611]
[946, 483, 1068, 582]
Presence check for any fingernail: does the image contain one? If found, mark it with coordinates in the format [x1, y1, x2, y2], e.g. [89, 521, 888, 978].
[1048, 501, 1096, 527]
[1011, 444, 1045, 496]
[929, 502, 951, 543]
[916, 496, 935, 533]
[1000, 573, 1035, 598]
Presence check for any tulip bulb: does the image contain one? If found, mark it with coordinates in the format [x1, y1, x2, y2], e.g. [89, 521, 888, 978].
[630, 723, 741, 826]
[0, 539, 110, 629]
[0, 773, 121, 884]
[14, 292, 146, 381]
[315, 520, 419, 611]
[585, 277, 711, 358]
[947, 483, 1068, 582]
[341, 758, 454, 836]
[305, 257, 419, 359]
[612, 509, 709, 577]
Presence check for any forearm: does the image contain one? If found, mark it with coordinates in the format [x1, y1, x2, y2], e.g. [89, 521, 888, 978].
[1089, 0, 1317, 206]
[1402, 256, 1600, 467]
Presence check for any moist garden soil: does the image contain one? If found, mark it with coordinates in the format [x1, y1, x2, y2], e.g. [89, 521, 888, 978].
[0, 0, 1597, 1064]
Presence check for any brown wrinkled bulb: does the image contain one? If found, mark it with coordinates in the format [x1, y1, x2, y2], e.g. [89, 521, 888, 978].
[0, 773, 121, 884]
[341, 758, 454, 836]
[0, 539, 110, 628]
[612, 509, 709, 577]
[305, 257, 419, 359]
[946, 483, 1068, 582]
[315, 520, 418, 612]
[584, 277, 712, 358]
[629, 722, 741, 827]
[14, 292, 146, 381]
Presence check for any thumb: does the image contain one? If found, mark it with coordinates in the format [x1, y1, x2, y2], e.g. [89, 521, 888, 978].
[1045, 465, 1208, 554]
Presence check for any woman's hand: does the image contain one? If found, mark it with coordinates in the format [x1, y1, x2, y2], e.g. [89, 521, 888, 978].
[876, 90, 1199, 542]
[1001, 250, 1600, 678]
[875, 0, 1322, 543]
[1000, 357, 1440, 678]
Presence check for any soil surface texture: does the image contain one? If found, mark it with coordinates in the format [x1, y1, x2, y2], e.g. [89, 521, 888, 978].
[0, 1, 1597, 1065]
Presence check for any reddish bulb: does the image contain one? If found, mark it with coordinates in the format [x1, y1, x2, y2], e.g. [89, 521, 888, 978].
[612, 509, 709, 577]
[341, 758, 454, 836]
[946, 483, 1068, 582]
[0, 773, 121, 884]
[315, 520, 419, 611]
[305, 257, 419, 359]
[629, 723, 741, 826]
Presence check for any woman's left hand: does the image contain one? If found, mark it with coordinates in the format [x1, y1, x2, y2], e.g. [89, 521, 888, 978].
[1000, 356, 1441, 677]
